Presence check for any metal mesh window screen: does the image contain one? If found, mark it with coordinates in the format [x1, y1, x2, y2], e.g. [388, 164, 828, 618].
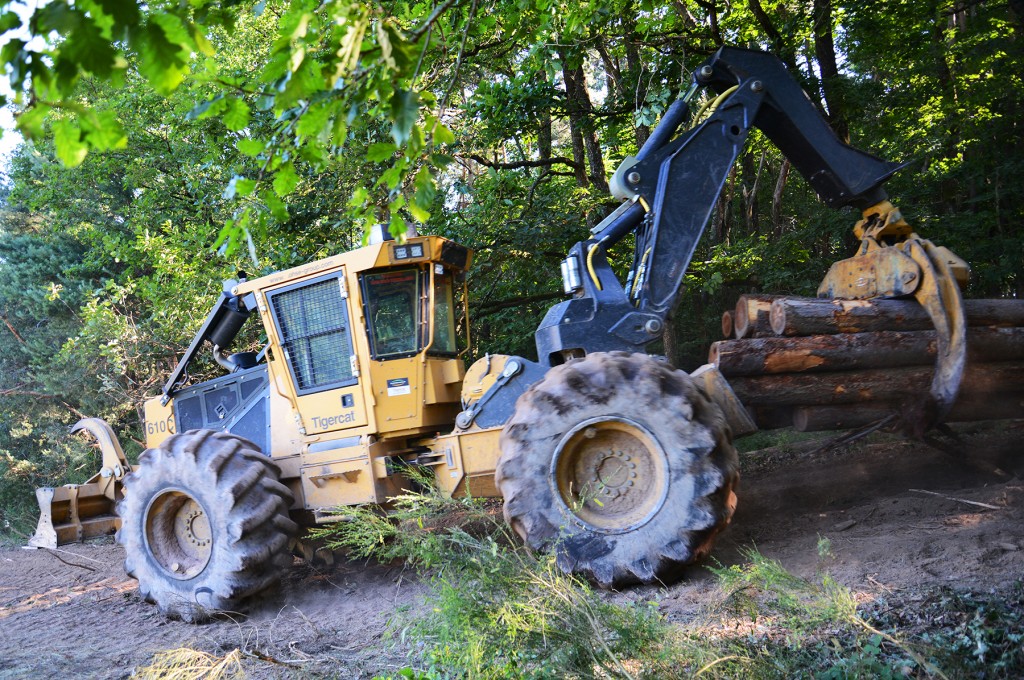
[271, 277, 354, 391]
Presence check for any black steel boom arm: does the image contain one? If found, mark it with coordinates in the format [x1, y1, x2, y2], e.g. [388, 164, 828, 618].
[533, 47, 901, 366]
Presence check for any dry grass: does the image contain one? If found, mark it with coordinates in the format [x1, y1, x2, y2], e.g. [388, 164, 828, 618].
[134, 647, 245, 680]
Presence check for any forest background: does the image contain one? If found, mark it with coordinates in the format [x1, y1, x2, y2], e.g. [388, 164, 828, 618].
[0, 0, 1021, 533]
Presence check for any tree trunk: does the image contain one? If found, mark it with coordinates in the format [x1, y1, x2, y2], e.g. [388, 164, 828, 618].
[812, 0, 848, 142]
[721, 311, 734, 339]
[621, 13, 650, 148]
[747, 0, 796, 66]
[771, 159, 791, 236]
[729, 362, 1024, 407]
[693, 0, 723, 45]
[560, 56, 590, 188]
[734, 294, 779, 339]
[538, 115, 552, 161]
[561, 56, 608, 193]
[792, 394, 1024, 432]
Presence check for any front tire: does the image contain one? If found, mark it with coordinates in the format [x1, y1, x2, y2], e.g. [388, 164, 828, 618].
[117, 430, 297, 622]
[496, 352, 738, 588]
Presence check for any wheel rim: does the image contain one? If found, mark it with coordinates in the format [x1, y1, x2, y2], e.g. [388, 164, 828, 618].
[550, 416, 670, 533]
[144, 489, 213, 580]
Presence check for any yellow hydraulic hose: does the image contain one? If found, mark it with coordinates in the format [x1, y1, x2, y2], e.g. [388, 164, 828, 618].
[630, 247, 652, 299]
[692, 85, 739, 126]
[587, 243, 603, 291]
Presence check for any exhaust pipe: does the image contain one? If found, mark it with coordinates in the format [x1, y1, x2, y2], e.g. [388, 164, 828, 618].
[27, 418, 132, 549]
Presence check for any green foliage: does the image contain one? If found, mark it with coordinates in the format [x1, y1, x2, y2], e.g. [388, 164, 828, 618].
[328, 501, 1019, 680]
[313, 481, 665, 679]
[711, 548, 859, 635]
[2, 0, 1022, 538]
[646, 549, 932, 679]
[870, 582, 1024, 678]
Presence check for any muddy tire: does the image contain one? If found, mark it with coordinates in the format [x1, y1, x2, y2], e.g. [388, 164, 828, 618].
[117, 429, 297, 622]
[496, 352, 738, 588]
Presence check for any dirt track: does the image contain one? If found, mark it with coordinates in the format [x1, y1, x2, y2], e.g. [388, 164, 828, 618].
[1, 422, 1022, 678]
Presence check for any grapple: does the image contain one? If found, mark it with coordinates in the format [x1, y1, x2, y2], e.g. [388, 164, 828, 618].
[818, 201, 970, 434]
[27, 418, 131, 549]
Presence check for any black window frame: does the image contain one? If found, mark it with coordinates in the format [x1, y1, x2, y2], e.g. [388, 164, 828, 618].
[266, 271, 359, 396]
[360, 266, 428, 361]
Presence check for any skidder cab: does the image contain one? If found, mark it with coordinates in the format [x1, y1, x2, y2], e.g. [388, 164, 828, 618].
[155, 232, 472, 503]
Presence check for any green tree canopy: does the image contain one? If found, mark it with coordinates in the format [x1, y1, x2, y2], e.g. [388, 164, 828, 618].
[1, 0, 1021, 530]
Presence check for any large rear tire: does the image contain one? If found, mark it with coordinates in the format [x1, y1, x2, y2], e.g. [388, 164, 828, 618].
[117, 430, 297, 622]
[496, 352, 738, 588]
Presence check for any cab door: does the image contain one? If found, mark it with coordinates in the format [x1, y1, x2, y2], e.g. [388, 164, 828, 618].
[264, 270, 369, 435]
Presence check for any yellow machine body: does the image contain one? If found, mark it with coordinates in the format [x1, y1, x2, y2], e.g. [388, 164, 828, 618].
[215, 234, 481, 519]
[30, 235, 498, 545]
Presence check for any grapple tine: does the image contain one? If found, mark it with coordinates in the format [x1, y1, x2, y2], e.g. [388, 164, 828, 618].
[904, 239, 968, 433]
[27, 487, 59, 549]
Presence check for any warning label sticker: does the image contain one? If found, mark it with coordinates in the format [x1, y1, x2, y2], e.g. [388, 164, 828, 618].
[387, 377, 411, 396]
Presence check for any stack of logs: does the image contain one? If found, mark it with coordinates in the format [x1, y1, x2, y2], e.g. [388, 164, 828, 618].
[713, 295, 1024, 432]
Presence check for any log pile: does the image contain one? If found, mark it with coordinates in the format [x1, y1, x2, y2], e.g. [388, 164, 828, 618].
[711, 295, 1024, 432]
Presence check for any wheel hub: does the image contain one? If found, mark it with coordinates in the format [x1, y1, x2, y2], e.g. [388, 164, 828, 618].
[551, 416, 669, 533]
[144, 489, 213, 580]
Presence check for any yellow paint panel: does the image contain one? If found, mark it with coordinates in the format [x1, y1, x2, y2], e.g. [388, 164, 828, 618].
[426, 358, 464, 405]
[294, 386, 369, 435]
[424, 426, 502, 499]
[143, 397, 176, 449]
[368, 356, 421, 431]
[300, 456, 375, 508]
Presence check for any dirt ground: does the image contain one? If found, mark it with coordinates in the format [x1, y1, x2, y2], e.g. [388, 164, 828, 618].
[1, 421, 1022, 679]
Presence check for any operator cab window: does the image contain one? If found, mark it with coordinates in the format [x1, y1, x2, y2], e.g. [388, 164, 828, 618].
[267, 273, 357, 395]
[363, 269, 423, 359]
[430, 270, 458, 356]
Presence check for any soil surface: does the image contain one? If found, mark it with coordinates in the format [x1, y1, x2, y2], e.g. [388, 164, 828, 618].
[1, 421, 1022, 678]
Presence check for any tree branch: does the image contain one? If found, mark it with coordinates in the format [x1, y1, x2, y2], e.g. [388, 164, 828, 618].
[473, 291, 564, 316]
[409, 0, 462, 41]
[465, 154, 582, 171]
[1, 316, 25, 344]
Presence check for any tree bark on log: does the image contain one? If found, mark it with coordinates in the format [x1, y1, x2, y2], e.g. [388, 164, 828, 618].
[729, 361, 1024, 407]
[710, 327, 1024, 376]
[748, 406, 794, 430]
[770, 297, 1024, 336]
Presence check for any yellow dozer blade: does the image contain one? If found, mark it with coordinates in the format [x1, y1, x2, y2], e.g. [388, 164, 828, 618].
[27, 418, 132, 549]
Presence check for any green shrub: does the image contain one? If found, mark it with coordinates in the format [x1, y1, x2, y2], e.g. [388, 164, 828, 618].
[314, 480, 666, 679]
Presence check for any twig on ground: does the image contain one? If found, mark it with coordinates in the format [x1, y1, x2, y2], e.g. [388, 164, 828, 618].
[292, 606, 324, 638]
[242, 650, 305, 666]
[909, 488, 1001, 510]
[39, 547, 101, 571]
[809, 415, 898, 457]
